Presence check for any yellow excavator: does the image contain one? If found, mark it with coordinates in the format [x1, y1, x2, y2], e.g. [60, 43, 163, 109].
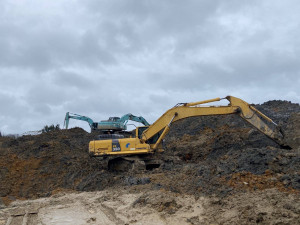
[89, 96, 286, 160]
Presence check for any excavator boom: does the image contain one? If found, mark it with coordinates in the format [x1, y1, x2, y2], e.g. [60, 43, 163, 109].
[141, 96, 283, 147]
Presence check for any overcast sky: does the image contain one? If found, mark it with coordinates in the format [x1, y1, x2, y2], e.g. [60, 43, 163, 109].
[0, 0, 299, 134]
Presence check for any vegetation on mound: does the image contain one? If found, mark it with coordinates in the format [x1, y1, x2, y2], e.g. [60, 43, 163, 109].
[41, 124, 60, 133]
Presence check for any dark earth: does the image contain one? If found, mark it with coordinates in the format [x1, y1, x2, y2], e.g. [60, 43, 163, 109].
[0, 100, 299, 212]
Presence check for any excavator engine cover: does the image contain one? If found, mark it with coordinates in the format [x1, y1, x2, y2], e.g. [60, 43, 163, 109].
[89, 138, 152, 156]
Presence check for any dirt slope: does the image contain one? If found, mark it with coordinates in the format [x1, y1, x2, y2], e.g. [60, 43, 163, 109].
[0, 99, 299, 224]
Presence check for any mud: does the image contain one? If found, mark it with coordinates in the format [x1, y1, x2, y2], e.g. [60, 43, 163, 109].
[0, 99, 299, 224]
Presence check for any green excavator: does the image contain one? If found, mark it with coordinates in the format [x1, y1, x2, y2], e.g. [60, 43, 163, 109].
[64, 112, 150, 133]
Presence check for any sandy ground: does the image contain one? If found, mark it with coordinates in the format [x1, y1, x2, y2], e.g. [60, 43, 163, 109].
[0, 188, 299, 225]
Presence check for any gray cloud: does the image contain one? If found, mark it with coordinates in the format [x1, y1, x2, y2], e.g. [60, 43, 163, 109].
[0, 0, 299, 134]
[53, 70, 94, 89]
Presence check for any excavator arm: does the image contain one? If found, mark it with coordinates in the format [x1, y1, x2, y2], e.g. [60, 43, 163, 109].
[64, 112, 96, 129]
[119, 113, 150, 126]
[141, 96, 284, 149]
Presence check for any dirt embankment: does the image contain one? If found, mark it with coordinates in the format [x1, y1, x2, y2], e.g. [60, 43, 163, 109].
[0, 99, 299, 224]
[0, 128, 111, 204]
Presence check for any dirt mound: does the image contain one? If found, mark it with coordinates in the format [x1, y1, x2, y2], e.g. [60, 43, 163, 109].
[162, 114, 300, 196]
[0, 100, 299, 208]
[0, 128, 114, 204]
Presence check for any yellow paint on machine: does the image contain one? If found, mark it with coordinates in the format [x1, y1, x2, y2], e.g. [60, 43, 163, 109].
[89, 138, 152, 156]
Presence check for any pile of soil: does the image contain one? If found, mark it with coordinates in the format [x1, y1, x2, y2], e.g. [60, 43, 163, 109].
[0, 129, 111, 204]
[0, 100, 299, 210]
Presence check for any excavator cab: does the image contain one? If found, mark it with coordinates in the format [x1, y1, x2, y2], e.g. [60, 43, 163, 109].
[107, 117, 120, 122]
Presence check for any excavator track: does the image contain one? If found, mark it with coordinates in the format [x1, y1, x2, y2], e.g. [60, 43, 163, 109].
[107, 155, 163, 172]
